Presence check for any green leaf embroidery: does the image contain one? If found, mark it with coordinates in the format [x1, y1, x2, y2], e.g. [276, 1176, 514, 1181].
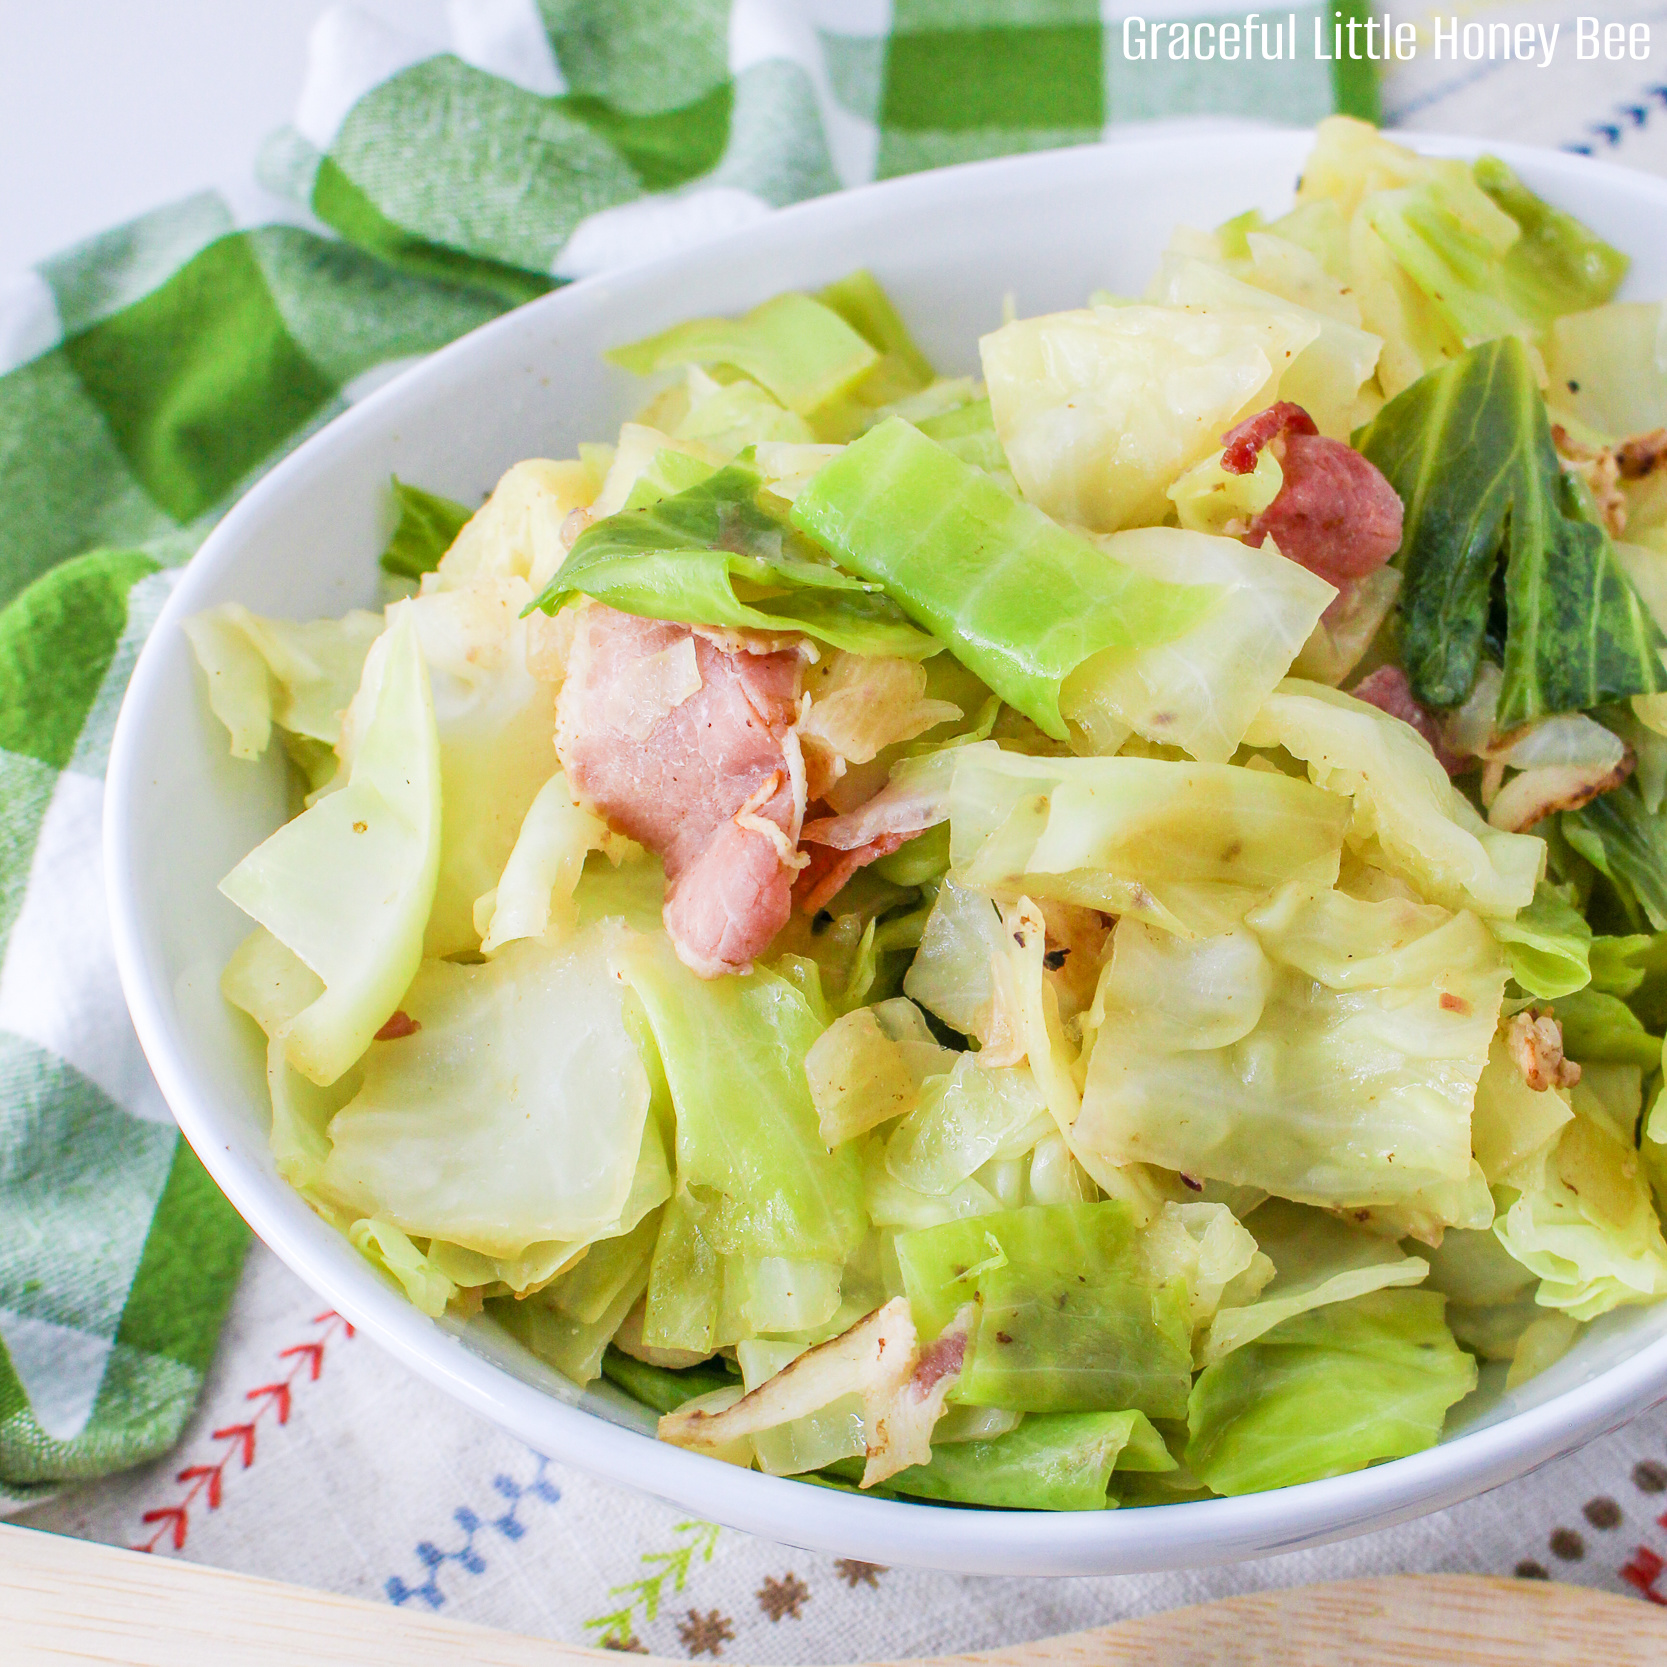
[1356, 335, 1667, 725]
[380, 476, 472, 580]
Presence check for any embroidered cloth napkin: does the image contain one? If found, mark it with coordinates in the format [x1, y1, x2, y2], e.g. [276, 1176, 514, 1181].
[9, 0, 1667, 1646]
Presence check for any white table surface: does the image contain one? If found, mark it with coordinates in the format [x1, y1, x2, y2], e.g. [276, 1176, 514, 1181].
[0, 0, 446, 272]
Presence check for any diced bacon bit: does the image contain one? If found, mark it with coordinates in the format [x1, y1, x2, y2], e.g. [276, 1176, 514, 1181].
[1617, 427, 1667, 480]
[374, 1010, 421, 1041]
[1221, 400, 1318, 473]
[1508, 1008, 1581, 1092]
[793, 831, 910, 915]
[656, 1297, 977, 1487]
[1552, 424, 1627, 536]
[1220, 401, 1404, 586]
[1439, 992, 1470, 1015]
[555, 603, 805, 978]
[1350, 665, 1470, 776]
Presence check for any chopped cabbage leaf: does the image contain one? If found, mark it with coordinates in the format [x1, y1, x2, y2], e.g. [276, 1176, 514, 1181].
[946, 746, 1349, 937]
[617, 930, 866, 1264]
[1242, 682, 1543, 918]
[885, 1054, 1053, 1197]
[1495, 1108, 1667, 1320]
[790, 417, 1216, 741]
[1472, 155, 1629, 329]
[816, 269, 935, 390]
[1059, 526, 1334, 763]
[1147, 253, 1381, 438]
[1075, 884, 1507, 1215]
[381, 477, 471, 581]
[805, 1006, 923, 1147]
[673, 367, 815, 455]
[184, 603, 383, 761]
[979, 302, 1316, 532]
[1490, 882, 1592, 1000]
[607, 291, 880, 415]
[321, 928, 653, 1257]
[862, 1134, 1003, 1232]
[1186, 1288, 1476, 1496]
[1563, 783, 1667, 932]
[220, 608, 441, 1085]
[1137, 1200, 1270, 1343]
[377, 580, 558, 956]
[902, 878, 1009, 1043]
[350, 1218, 456, 1317]
[1200, 1200, 1429, 1366]
[895, 1201, 1195, 1418]
[1544, 302, 1667, 445]
[1356, 336, 1667, 724]
[1166, 444, 1283, 539]
[475, 769, 612, 954]
[433, 458, 601, 593]
[870, 1409, 1172, 1511]
[1556, 988, 1661, 1068]
[532, 458, 934, 658]
[1470, 1031, 1574, 1188]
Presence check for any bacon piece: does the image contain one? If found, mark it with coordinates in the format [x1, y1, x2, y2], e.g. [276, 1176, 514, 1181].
[1220, 401, 1404, 585]
[1350, 665, 1468, 776]
[1221, 400, 1317, 474]
[793, 832, 910, 916]
[1508, 1009, 1581, 1092]
[555, 603, 805, 977]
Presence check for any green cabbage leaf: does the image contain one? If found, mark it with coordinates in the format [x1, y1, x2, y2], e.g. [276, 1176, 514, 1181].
[791, 418, 1217, 740]
[895, 1201, 1195, 1418]
[1355, 336, 1667, 723]
[1186, 1288, 1476, 1495]
[321, 927, 655, 1256]
[530, 458, 933, 658]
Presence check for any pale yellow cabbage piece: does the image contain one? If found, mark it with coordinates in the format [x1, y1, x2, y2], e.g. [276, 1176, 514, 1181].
[430, 457, 601, 594]
[351, 579, 558, 957]
[1060, 526, 1334, 763]
[474, 769, 613, 954]
[946, 746, 1349, 938]
[184, 603, 383, 760]
[1074, 880, 1507, 1217]
[321, 927, 651, 1257]
[1146, 253, 1381, 437]
[1242, 681, 1544, 918]
[979, 302, 1316, 532]
[1496, 1108, 1667, 1321]
[220, 608, 441, 1086]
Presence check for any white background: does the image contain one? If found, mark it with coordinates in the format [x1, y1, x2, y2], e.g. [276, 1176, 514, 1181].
[0, 0, 448, 271]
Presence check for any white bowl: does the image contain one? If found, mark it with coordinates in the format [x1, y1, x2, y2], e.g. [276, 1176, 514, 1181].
[107, 127, 1667, 1576]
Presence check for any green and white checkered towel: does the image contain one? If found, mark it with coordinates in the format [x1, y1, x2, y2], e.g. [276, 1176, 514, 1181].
[0, 0, 1371, 1507]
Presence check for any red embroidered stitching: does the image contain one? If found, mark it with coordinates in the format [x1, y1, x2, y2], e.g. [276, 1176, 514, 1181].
[133, 1311, 353, 1553]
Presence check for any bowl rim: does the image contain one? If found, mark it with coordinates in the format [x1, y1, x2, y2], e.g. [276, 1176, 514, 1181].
[105, 124, 1667, 1576]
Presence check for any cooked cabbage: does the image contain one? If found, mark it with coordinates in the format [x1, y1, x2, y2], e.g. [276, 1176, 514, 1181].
[1074, 883, 1507, 1216]
[220, 608, 441, 1085]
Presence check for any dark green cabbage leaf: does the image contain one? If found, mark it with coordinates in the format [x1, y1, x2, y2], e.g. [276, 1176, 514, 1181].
[1356, 336, 1667, 725]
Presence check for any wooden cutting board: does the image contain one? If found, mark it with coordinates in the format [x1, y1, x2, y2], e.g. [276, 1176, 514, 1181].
[5, 1521, 1664, 1666]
